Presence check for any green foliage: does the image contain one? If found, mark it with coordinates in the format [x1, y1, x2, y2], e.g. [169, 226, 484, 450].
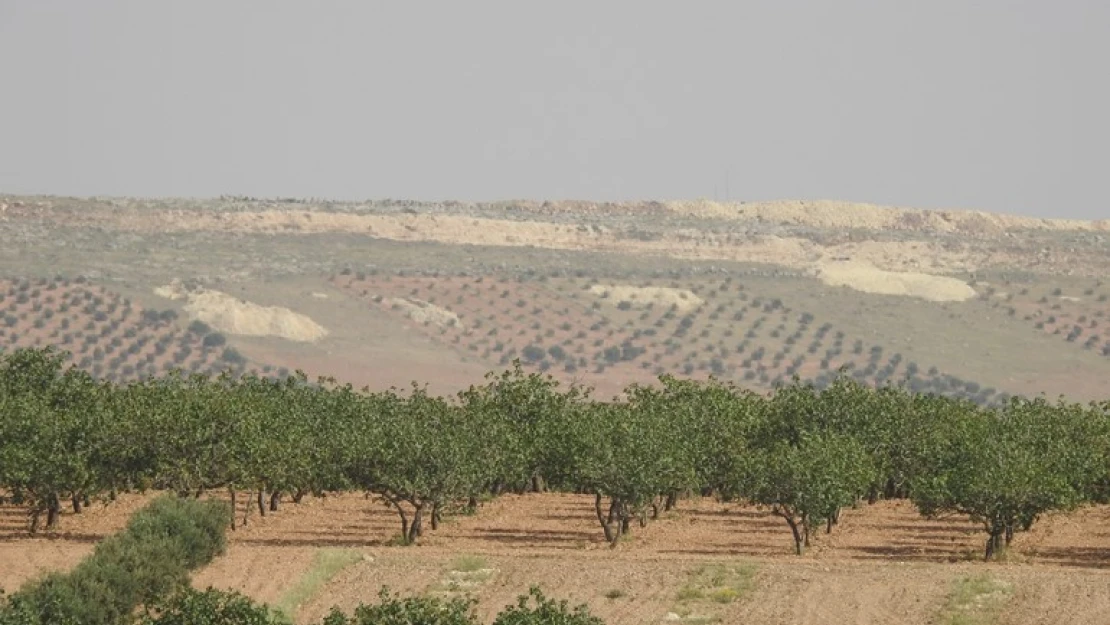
[131, 587, 606, 625]
[1, 347, 1107, 561]
[732, 431, 874, 554]
[322, 588, 476, 625]
[910, 397, 1100, 559]
[141, 588, 282, 625]
[0, 495, 230, 625]
[492, 587, 604, 625]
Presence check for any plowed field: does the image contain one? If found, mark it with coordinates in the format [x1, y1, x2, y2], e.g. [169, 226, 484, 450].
[3, 493, 1109, 624]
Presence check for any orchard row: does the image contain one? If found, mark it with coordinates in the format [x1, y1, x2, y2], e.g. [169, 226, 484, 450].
[1, 347, 1107, 559]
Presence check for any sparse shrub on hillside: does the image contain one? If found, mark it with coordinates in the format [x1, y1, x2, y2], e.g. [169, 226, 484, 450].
[217, 344, 244, 366]
[522, 344, 545, 363]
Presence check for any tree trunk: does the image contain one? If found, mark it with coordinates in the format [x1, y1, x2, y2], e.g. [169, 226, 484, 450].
[651, 499, 661, 520]
[776, 507, 804, 555]
[431, 502, 441, 530]
[293, 488, 306, 504]
[228, 487, 237, 531]
[72, 493, 82, 514]
[241, 490, 253, 527]
[594, 493, 617, 545]
[985, 528, 1004, 560]
[467, 496, 478, 512]
[883, 476, 897, 500]
[29, 509, 41, 534]
[665, 491, 678, 512]
[46, 494, 61, 530]
[270, 491, 281, 512]
[381, 494, 409, 543]
[406, 504, 424, 544]
[785, 516, 804, 555]
[531, 475, 544, 493]
[257, 490, 266, 518]
[827, 507, 841, 533]
[1004, 523, 1014, 546]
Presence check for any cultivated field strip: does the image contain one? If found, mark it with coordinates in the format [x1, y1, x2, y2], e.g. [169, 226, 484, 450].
[5, 492, 1110, 625]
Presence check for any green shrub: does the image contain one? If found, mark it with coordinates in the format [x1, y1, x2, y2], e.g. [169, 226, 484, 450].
[322, 588, 476, 625]
[0, 496, 231, 625]
[141, 588, 281, 625]
[493, 587, 604, 625]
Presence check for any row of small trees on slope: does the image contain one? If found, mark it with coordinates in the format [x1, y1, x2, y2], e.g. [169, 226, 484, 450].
[1, 347, 1109, 559]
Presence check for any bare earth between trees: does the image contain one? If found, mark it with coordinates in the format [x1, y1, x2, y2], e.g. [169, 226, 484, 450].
[2, 492, 1110, 625]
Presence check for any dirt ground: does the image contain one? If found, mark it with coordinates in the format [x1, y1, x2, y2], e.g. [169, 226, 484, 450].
[2, 492, 1109, 624]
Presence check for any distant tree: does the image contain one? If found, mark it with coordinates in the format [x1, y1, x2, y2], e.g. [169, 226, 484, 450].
[521, 344, 545, 363]
[220, 348, 246, 366]
[202, 333, 227, 348]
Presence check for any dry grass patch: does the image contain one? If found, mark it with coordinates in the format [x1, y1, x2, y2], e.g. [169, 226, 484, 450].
[668, 562, 757, 623]
[273, 548, 364, 621]
[428, 555, 498, 600]
[939, 574, 1012, 625]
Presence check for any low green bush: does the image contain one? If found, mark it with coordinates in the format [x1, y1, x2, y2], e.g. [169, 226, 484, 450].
[320, 588, 476, 625]
[138, 586, 606, 625]
[141, 588, 280, 625]
[492, 587, 604, 625]
[0, 495, 231, 625]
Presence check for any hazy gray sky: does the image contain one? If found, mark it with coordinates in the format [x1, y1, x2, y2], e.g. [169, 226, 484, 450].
[1, 2, 1107, 218]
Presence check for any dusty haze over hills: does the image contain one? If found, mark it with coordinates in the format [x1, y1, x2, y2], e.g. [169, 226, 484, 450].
[1, 1, 1108, 218]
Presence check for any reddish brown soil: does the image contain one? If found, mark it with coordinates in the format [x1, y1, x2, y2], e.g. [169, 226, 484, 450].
[3, 492, 1109, 624]
[0, 278, 249, 381]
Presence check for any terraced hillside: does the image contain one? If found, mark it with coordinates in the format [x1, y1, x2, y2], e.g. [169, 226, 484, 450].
[3, 193, 1110, 400]
[0, 276, 262, 381]
[330, 270, 1025, 405]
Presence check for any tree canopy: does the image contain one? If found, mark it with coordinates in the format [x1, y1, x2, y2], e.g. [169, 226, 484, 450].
[2, 347, 1108, 559]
